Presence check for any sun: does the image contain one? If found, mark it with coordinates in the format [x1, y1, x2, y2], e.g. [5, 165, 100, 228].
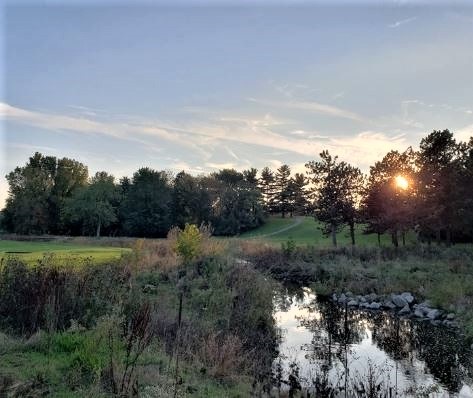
[395, 175, 409, 190]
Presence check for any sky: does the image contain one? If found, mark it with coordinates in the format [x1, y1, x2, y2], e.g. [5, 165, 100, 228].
[1, 0, 473, 209]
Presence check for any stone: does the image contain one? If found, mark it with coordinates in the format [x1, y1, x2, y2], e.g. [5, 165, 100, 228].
[446, 313, 455, 320]
[368, 302, 381, 310]
[391, 295, 408, 308]
[347, 300, 358, 307]
[332, 293, 338, 301]
[427, 309, 441, 320]
[414, 309, 425, 318]
[382, 300, 396, 310]
[366, 293, 378, 302]
[338, 293, 347, 303]
[399, 304, 411, 315]
[401, 292, 415, 304]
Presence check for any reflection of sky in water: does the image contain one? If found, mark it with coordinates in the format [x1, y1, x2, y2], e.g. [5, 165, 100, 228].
[274, 288, 473, 397]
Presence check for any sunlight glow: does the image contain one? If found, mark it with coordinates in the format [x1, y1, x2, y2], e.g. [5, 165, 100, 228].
[395, 175, 409, 190]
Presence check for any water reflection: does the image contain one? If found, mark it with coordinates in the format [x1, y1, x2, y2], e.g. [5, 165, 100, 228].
[273, 287, 473, 397]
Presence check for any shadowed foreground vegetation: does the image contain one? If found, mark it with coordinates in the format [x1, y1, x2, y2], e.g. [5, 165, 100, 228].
[0, 235, 276, 397]
[0, 233, 472, 396]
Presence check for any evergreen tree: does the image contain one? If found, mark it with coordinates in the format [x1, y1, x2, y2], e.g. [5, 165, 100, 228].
[289, 173, 309, 216]
[417, 130, 459, 245]
[306, 151, 345, 247]
[362, 149, 416, 246]
[259, 167, 276, 214]
[274, 164, 291, 218]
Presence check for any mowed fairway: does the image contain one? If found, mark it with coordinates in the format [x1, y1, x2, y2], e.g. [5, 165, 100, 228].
[240, 216, 414, 246]
[0, 239, 130, 265]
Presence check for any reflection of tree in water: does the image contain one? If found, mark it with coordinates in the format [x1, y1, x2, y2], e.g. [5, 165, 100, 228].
[365, 311, 414, 360]
[364, 310, 471, 393]
[273, 286, 307, 313]
[273, 289, 473, 396]
[300, 300, 366, 359]
[413, 322, 471, 392]
[298, 299, 368, 395]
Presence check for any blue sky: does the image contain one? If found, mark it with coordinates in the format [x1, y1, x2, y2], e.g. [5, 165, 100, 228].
[1, 0, 473, 208]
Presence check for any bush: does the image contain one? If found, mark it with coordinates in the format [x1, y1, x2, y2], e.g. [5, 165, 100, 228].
[0, 257, 129, 334]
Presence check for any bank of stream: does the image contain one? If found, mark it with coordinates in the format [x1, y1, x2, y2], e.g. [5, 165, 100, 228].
[272, 287, 473, 397]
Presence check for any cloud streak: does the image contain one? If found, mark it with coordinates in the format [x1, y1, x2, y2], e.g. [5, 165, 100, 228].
[248, 98, 368, 123]
[388, 17, 417, 28]
[1, 102, 410, 172]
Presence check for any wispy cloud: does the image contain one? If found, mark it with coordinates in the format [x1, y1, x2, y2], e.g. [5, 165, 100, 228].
[248, 98, 368, 123]
[388, 17, 417, 28]
[0, 102, 211, 158]
[1, 102, 410, 172]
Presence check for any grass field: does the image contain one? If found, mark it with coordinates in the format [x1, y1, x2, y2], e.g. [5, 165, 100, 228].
[240, 216, 415, 246]
[0, 239, 130, 264]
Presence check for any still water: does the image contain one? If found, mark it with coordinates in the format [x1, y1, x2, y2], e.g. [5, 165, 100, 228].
[273, 288, 473, 397]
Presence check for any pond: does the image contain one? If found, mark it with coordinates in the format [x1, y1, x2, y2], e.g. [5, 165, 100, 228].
[273, 287, 473, 397]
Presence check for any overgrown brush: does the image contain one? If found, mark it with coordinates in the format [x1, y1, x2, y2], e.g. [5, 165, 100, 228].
[0, 256, 130, 335]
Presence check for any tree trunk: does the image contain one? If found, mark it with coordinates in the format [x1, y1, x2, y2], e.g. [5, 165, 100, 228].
[446, 228, 452, 247]
[402, 231, 406, 246]
[331, 223, 337, 247]
[436, 229, 441, 246]
[377, 232, 381, 247]
[349, 222, 355, 246]
[392, 231, 399, 248]
[96, 219, 101, 237]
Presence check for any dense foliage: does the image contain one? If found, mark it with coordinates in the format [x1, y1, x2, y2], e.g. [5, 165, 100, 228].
[2, 130, 472, 244]
[2, 160, 265, 237]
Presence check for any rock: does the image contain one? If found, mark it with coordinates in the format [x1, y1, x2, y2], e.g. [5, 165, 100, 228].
[399, 304, 411, 315]
[338, 293, 347, 304]
[366, 293, 378, 302]
[357, 295, 366, 303]
[446, 313, 455, 320]
[382, 300, 396, 310]
[427, 309, 441, 320]
[414, 309, 425, 318]
[332, 293, 338, 301]
[368, 302, 381, 310]
[401, 292, 414, 304]
[346, 291, 354, 298]
[360, 302, 369, 308]
[347, 300, 358, 307]
[391, 295, 408, 308]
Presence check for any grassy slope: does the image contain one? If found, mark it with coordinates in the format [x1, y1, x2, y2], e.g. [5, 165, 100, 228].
[0, 240, 130, 264]
[240, 216, 414, 246]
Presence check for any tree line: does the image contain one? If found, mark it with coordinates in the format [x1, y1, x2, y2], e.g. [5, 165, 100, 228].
[1, 130, 472, 245]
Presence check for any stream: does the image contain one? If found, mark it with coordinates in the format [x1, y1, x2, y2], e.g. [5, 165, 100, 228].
[273, 287, 473, 397]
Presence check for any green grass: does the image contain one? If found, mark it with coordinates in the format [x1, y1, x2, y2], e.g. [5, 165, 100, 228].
[0, 240, 130, 264]
[240, 216, 415, 246]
